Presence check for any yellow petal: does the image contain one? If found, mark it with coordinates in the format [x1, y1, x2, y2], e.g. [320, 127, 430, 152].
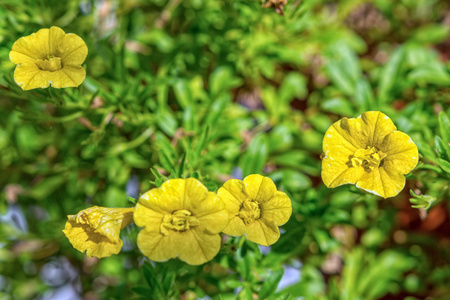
[133, 202, 164, 231]
[178, 229, 222, 265]
[245, 219, 280, 246]
[222, 216, 247, 237]
[10, 28, 50, 64]
[356, 167, 405, 198]
[193, 192, 228, 234]
[218, 179, 247, 214]
[63, 219, 122, 258]
[321, 115, 373, 187]
[62, 206, 133, 258]
[260, 191, 292, 225]
[183, 178, 209, 210]
[13, 64, 86, 90]
[138, 179, 186, 214]
[380, 131, 419, 174]
[48, 26, 66, 56]
[322, 162, 366, 188]
[136, 230, 181, 262]
[54, 65, 86, 88]
[13, 63, 42, 90]
[44, 27, 89, 66]
[324, 117, 366, 151]
[243, 174, 277, 203]
[61, 33, 88, 65]
[358, 111, 397, 148]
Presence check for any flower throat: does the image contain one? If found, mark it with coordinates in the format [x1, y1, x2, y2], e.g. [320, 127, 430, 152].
[351, 146, 387, 171]
[35, 55, 62, 71]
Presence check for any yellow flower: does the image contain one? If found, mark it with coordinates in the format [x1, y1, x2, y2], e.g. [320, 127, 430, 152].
[63, 206, 134, 258]
[322, 111, 419, 198]
[9, 26, 88, 90]
[134, 178, 228, 265]
[217, 174, 292, 246]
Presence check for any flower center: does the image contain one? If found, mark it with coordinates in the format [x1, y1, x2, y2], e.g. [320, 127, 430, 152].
[161, 210, 199, 235]
[35, 56, 63, 72]
[238, 198, 261, 225]
[351, 146, 387, 171]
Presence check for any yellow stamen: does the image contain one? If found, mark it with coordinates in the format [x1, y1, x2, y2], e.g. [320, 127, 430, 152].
[35, 56, 63, 71]
[238, 198, 261, 225]
[351, 147, 387, 171]
[161, 210, 199, 235]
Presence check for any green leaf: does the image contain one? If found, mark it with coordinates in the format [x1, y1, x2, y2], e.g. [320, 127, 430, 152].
[321, 98, 355, 116]
[407, 65, 450, 86]
[127, 196, 137, 204]
[204, 94, 230, 128]
[325, 42, 361, 96]
[240, 133, 269, 177]
[142, 264, 164, 296]
[131, 287, 153, 298]
[279, 72, 307, 102]
[378, 46, 405, 104]
[239, 286, 254, 300]
[173, 78, 193, 109]
[435, 136, 450, 161]
[354, 79, 375, 112]
[437, 158, 450, 174]
[439, 111, 450, 144]
[29, 175, 66, 200]
[258, 269, 284, 300]
[210, 66, 243, 97]
[236, 247, 251, 281]
[412, 24, 450, 44]
[194, 125, 210, 157]
[156, 109, 178, 137]
[162, 271, 176, 295]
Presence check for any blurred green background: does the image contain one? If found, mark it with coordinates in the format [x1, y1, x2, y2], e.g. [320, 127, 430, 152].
[1, 0, 450, 299]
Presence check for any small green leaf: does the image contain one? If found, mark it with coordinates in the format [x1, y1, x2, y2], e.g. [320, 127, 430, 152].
[210, 66, 243, 97]
[131, 287, 153, 297]
[378, 46, 405, 104]
[439, 111, 450, 144]
[354, 79, 375, 112]
[127, 196, 137, 204]
[435, 136, 450, 160]
[30, 175, 66, 200]
[173, 78, 193, 109]
[238, 286, 254, 300]
[142, 264, 164, 296]
[321, 98, 355, 116]
[437, 158, 450, 174]
[258, 269, 284, 300]
[409, 190, 435, 211]
[240, 133, 269, 177]
[162, 271, 176, 295]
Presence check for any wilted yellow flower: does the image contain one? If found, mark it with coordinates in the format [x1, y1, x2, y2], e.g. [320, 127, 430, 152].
[218, 174, 292, 246]
[10, 26, 88, 90]
[63, 206, 134, 258]
[322, 111, 419, 198]
[134, 178, 228, 265]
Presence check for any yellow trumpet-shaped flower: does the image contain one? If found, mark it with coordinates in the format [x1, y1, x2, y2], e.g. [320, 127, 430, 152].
[134, 178, 228, 265]
[321, 111, 419, 198]
[218, 174, 292, 246]
[10, 26, 88, 90]
[63, 206, 134, 258]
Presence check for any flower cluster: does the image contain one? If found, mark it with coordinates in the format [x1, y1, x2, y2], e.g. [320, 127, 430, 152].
[24, 25, 419, 264]
[63, 175, 292, 265]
